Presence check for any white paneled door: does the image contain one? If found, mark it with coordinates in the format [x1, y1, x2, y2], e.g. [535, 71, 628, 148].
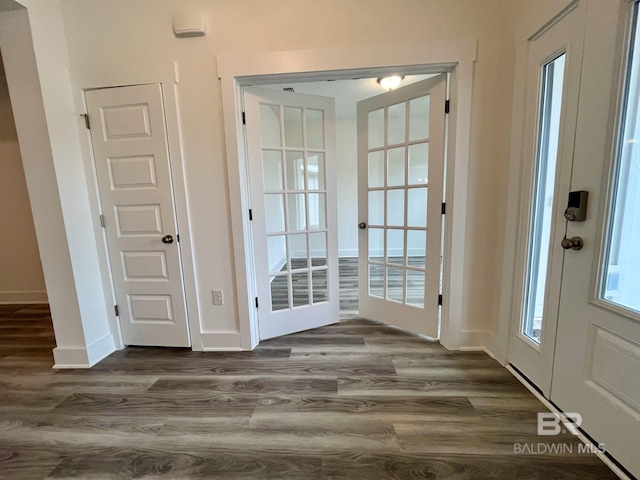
[244, 87, 339, 340]
[86, 84, 190, 347]
[357, 76, 446, 338]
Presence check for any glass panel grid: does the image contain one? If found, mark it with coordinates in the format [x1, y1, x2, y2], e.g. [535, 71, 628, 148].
[263, 103, 331, 312]
[365, 93, 428, 310]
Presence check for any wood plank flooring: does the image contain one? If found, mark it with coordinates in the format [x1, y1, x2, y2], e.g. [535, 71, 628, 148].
[0, 304, 618, 479]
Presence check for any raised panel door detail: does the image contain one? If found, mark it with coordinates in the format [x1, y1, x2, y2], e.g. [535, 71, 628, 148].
[586, 325, 640, 416]
[127, 294, 174, 324]
[100, 103, 152, 141]
[108, 155, 158, 190]
[121, 251, 169, 281]
[115, 204, 163, 236]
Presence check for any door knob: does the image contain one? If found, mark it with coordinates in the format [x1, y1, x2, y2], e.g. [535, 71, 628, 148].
[561, 236, 583, 251]
[161, 235, 174, 244]
[358, 222, 367, 230]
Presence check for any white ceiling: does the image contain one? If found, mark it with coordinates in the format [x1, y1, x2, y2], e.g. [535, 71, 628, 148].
[260, 74, 436, 121]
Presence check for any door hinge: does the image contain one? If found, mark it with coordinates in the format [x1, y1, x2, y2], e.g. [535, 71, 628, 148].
[242, 111, 246, 125]
[82, 113, 91, 129]
[114, 305, 119, 317]
[445, 100, 450, 114]
[255, 296, 259, 308]
[249, 209, 253, 221]
[438, 294, 443, 306]
[441, 203, 446, 215]
[99, 214, 105, 228]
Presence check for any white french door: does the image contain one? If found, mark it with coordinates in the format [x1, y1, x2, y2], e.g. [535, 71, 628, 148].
[86, 84, 190, 347]
[508, 5, 584, 395]
[244, 87, 339, 340]
[357, 76, 446, 338]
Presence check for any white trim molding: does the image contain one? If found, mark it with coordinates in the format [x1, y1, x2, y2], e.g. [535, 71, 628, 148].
[53, 333, 116, 369]
[218, 40, 477, 350]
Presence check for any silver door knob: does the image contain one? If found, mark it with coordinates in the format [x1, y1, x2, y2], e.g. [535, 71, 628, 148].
[358, 222, 367, 230]
[161, 235, 174, 244]
[561, 236, 583, 250]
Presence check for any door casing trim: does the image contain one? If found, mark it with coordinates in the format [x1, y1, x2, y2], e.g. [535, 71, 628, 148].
[218, 40, 477, 349]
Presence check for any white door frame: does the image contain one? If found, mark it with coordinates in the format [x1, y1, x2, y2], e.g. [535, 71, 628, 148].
[218, 41, 477, 350]
[75, 62, 202, 350]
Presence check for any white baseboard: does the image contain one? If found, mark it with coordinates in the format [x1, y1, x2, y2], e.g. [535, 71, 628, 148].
[0, 290, 48, 304]
[457, 329, 500, 362]
[52, 334, 116, 369]
[506, 365, 632, 480]
[199, 331, 243, 351]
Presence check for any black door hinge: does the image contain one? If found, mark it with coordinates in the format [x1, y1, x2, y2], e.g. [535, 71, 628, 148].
[445, 100, 450, 114]
[249, 209, 253, 221]
[114, 305, 120, 317]
[242, 111, 246, 125]
[441, 203, 446, 215]
[438, 294, 443, 306]
[255, 297, 259, 308]
[82, 113, 91, 129]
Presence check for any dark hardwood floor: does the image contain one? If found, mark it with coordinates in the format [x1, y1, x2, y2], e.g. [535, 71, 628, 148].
[0, 303, 618, 479]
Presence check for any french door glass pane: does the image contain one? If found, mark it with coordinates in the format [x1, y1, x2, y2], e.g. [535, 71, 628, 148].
[307, 153, 325, 190]
[368, 151, 385, 188]
[309, 231, 327, 266]
[305, 109, 324, 149]
[387, 147, 406, 186]
[602, 10, 640, 313]
[260, 101, 332, 313]
[522, 53, 566, 344]
[409, 95, 430, 141]
[365, 89, 430, 311]
[263, 150, 284, 190]
[387, 102, 406, 145]
[368, 109, 384, 148]
[283, 107, 303, 148]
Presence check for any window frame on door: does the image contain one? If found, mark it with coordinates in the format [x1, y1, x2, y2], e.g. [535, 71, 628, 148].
[217, 41, 477, 350]
[591, 0, 640, 324]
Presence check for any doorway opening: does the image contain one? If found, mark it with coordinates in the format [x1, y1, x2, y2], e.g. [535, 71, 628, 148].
[242, 71, 450, 342]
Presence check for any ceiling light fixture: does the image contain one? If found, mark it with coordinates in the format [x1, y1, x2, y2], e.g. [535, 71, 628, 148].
[377, 75, 404, 90]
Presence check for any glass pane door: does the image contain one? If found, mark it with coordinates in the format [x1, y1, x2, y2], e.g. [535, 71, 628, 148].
[366, 102, 429, 309]
[358, 75, 446, 338]
[245, 87, 338, 340]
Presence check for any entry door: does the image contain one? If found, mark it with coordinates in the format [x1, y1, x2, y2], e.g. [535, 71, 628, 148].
[86, 84, 190, 347]
[551, 1, 640, 476]
[508, 7, 584, 395]
[357, 76, 446, 338]
[244, 87, 339, 340]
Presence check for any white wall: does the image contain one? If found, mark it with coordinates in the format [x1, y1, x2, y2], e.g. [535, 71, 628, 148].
[0, 60, 46, 303]
[54, 0, 518, 346]
[0, 1, 116, 367]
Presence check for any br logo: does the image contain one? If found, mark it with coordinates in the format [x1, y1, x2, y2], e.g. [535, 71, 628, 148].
[537, 412, 582, 436]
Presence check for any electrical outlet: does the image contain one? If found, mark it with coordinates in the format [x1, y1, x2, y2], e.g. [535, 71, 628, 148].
[212, 290, 224, 305]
